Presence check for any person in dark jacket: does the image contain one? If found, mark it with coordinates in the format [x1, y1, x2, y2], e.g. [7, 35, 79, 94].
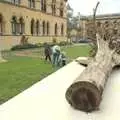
[44, 43, 52, 62]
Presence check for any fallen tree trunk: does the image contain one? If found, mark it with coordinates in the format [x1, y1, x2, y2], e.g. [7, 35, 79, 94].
[65, 34, 118, 112]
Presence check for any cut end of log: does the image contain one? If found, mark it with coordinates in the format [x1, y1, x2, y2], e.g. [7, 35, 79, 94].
[65, 81, 101, 112]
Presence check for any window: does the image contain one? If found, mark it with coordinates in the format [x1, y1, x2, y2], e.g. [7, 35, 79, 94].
[11, 0, 14, 3]
[60, 2, 64, 17]
[41, 0, 44, 10]
[28, 0, 35, 8]
[55, 23, 57, 35]
[42, 21, 45, 35]
[15, 0, 20, 4]
[96, 22, 101, 27]
[52, 0, 56, 15]
[11, 0, 20, 5]
[16, 22, 20, 34]
[11, 16, 17, 35]
[19, 17, 25, 35]
[60, 10, 63, 17]
[11, 16, 25, 35]
[47, 22, 49, 35]
[61, 24, 64, 35]
[31, 19, 35, 35]
[36, 20, 40, 35]
[0, 14, 4, 35]
[41, 0, 46, 12]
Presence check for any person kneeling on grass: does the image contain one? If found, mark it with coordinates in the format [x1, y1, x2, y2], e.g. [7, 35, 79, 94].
[58, 51, 66, 67]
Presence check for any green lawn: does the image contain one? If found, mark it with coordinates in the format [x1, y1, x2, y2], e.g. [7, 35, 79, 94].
[62, 45, 91, 59]
[0, 44, 91, 104]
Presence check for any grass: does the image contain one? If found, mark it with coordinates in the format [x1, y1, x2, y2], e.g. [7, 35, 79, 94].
[0, 44, 91, 104]
[62, 45, 91, 59]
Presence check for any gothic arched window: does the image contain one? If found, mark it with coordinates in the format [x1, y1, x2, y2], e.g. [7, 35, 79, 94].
[43, 21, 45, 35]
[11, 16, 17, 35]
[31, 19, 35, 35]
[19, 17, 25, 34]
[52, 0, 56, 15]
[47, 22, 49, 35]
[55, 23, 57, 35]
[11, 0, 20, 4]
[41, 0, 46, 12]
[0, 14, 4, 35]
[60, 2, 64, 17]
[61, 24, 64, 35]
[28, 0, 35, 8]
[36, 20, 40, 35]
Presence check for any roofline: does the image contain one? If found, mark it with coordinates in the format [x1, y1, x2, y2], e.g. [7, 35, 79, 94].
[87, 13, 120, 19]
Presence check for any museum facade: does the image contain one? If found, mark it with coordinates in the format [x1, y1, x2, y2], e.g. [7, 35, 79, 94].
[0, 0, 67, 50]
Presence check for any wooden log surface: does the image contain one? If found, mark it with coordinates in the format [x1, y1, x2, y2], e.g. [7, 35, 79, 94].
[65, 34, 115, 112]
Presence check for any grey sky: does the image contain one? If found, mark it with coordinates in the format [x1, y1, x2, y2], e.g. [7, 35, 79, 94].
[68, 0, 120, 15]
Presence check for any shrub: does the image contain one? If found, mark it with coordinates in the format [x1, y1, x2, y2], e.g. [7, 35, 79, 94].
[36, 43, 43, 47]
[52, 38, 57, 43]
[11, 41, 73, 51]
[58, 41, 72, 46]
[20, 35, 28, 45]
[11, 43, 39, 51]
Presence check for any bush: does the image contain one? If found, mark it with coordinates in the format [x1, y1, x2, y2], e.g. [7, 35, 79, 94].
[36, 43, 43, 47]
[58, 41, 72, 46]
[11, 41, 73, 51]
[11, 43, 39, 51]
[36, 41, 72, 48]
[52, 38, 57, 43]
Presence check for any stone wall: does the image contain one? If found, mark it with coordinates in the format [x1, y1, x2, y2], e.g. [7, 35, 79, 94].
[0, 0, 67, 50]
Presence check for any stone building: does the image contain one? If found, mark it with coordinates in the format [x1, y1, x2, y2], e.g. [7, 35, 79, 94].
[80, 13, 120, 39]
[0, 0, 67, 50]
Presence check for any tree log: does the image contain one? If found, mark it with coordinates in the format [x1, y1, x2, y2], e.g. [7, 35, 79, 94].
[65, 34, 117, 112]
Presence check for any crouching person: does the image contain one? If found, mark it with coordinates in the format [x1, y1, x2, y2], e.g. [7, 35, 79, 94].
[58, 51, 66, 67]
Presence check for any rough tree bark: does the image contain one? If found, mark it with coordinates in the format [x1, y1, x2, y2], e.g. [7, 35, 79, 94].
[65, 34, 117, 112]
[65, 2, 120, 112]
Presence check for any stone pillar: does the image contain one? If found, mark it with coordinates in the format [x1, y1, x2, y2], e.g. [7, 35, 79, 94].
[25, 16, 31, 35]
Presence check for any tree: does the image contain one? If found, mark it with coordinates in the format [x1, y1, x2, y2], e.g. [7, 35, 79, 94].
[86, 2, 100, 57]
[67, 4, 73, 39]
[66, 2, 120, 112]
